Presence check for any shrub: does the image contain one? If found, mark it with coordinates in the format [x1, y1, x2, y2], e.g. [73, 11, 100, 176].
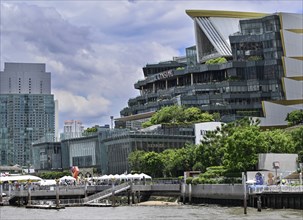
[186, 177, 193, 184]
[205, 57, 227, 65]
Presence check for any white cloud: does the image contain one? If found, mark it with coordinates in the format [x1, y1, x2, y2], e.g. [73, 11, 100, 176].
[53, 89, 110, 122]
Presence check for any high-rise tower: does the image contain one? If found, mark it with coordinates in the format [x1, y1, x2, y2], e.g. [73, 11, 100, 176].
[0, 62, 56, 166]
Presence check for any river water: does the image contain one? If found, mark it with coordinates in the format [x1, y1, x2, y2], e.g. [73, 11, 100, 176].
[0, 205, 302, 220]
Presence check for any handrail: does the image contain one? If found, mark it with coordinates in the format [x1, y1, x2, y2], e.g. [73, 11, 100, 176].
[84, 182, 130, 204]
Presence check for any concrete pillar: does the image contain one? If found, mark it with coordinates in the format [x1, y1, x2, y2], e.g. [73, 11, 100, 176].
[153, 83, 155, 93]
[111, 181, 116, 206]
[177, 77, 179, 86]
[300, 172, 302, 192]
[27, 182, 31, 206]
[55, 179, 60, 208]
[242, 172, 247, 214]
[165, 80, 168, 90]
[84, 180, 88, 197]
[191, 73, 193, 85]
[0, 183, 3, 203]
[181, 183, 186, 204]
[8, 183, 11, 197]
[188, 184, 192, 204]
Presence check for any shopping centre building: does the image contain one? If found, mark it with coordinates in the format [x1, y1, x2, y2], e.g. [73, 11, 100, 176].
[119, 10, 303, 128]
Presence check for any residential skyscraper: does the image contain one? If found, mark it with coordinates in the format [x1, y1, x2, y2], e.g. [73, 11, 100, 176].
[0, 62, 56, 166]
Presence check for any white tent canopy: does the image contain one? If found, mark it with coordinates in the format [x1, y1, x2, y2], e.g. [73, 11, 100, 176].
[59, 176, 76, 182]
[0, 175, 42, 182]
[139, 173, 152, 179]
[95, 173, 152, 181]
[38, 179, 57, 186]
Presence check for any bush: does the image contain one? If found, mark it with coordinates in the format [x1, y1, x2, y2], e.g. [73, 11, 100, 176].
[192, 177, 200, 185]
[186, 177, 193, 184]
[247, 56, 263, 61]
[38, 171, 70, 179]
[205, 57, 227, 65]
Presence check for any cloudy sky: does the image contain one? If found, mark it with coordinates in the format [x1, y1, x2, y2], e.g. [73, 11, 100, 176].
[1, 0, 302, 131]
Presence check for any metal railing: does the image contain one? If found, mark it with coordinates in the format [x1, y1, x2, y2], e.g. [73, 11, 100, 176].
[84, 182, 130, 204]
[248, 185, 303, 194]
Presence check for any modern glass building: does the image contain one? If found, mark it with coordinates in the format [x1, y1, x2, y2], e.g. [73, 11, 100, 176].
[32, 125, 195, 175]
[99, 125, 195, 174]
[32, 141, 62, 170]
[119, 11, 303, 127]
[0, 63, 56, 166]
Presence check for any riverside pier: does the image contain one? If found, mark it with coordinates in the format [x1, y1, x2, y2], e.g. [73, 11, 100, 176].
[1, 180, 302, 210]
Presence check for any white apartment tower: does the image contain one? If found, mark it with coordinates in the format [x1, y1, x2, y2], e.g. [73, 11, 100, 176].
[63, 120, 84, 138]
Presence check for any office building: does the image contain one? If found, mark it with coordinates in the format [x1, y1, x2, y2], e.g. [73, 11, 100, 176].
[0, 62, 56, 166]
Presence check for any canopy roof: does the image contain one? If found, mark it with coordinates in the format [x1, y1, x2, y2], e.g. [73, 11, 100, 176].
[186, 10, 268, 19]
[92, 173, 152, 181]
[0, 175, 42, 182]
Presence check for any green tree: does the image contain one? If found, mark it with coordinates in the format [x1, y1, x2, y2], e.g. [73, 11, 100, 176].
[161, 149, 176, 177]
[262, 129, 295, 153]
[223, 126, 265, 171]
[161, 145, 197, 177]
[128, 150, 146, 173]
[84, 127, 98, 133]
[286, 110, 303, 125]
[141, 151, 164, 177]
[289, 127, 303, 162]
[150, 105, 183, 124]
[144, 105, 214, 127]
[196, 118, 261, 172]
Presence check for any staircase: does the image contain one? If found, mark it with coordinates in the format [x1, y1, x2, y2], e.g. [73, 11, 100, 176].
[84, 182, 130, 204]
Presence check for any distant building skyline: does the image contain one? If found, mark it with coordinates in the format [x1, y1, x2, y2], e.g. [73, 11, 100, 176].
[63, 120, 84, 139]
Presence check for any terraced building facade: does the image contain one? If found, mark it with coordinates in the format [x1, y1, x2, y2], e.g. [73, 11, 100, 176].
[119, 10, 303, 128]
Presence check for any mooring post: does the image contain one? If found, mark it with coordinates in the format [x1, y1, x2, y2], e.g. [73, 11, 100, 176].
[0, 181, 3, 204]
[84, 179, 88, 198]
[242, 172, 247, 214]
[300, 172, 302, 192]
[20, 183, 24, 206]
[111, 179, 116, 206]
[257, 195, 262, 212]
[55, 179, 60, 208]
[137, 190, 140, 203]
[127, 190, 130, 205]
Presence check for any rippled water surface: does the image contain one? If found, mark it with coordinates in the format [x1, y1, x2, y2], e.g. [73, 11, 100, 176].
[0, 205, 302, 220]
